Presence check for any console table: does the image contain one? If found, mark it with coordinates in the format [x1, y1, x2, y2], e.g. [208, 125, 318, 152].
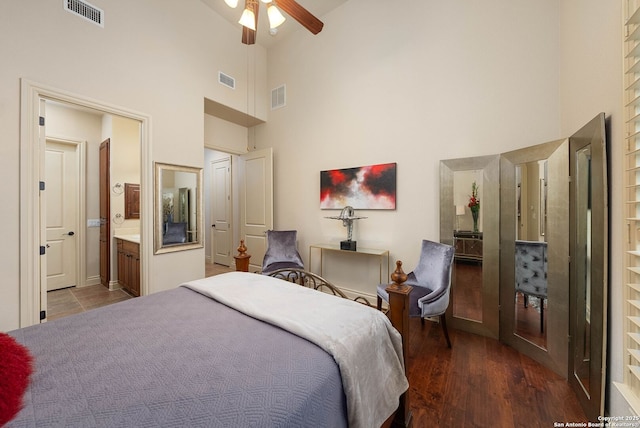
[453, 231, 483, 262]
[309, 243, 390, 284]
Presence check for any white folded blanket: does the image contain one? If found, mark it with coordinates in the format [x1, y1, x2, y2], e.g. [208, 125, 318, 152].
[182, 272, 409, 428]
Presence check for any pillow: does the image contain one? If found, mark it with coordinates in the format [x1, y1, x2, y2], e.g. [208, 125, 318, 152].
[0, 332, 33, 426]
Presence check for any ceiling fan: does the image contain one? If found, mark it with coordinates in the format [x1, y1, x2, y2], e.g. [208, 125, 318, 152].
[224, 0, 324, 45]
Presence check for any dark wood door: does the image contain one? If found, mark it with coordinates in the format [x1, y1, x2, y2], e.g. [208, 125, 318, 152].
[99, 139, 110, 288]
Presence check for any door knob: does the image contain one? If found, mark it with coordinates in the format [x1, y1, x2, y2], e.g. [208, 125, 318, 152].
[67, 231, 75, 236]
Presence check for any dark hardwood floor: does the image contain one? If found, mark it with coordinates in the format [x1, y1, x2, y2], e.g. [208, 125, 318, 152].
[407, 317, 587, 427]
[48, 263, 587, 426]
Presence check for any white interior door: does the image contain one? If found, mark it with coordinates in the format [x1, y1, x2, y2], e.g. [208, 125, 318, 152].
[211, 157, 232, 266]
[240, 148, 273, 272]
[45, 140, 78, 291]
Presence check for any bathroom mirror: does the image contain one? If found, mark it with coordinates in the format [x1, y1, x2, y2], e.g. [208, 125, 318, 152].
[154, 162, 203, 254]
[499, 138, 569, 377]
[440, 155, 500, 338]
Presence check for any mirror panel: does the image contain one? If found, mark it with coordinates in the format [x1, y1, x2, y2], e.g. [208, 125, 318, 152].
[499, 138, 569, 378]
[514, 160, 548, 350]
[568, 113, 607, 420]
[440, 155, 500, 338]
[154, 162, 203, 254]
[452, 170, 483, 322]
[573, 145, 592, 394]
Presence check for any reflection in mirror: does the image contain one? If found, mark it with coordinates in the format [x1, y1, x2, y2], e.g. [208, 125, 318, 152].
[452, 171, 483, 322]
[499, 138, 569, 378]
[154, 163, 203, 254]
[514, 160, 549, 350]
[573, 145, 592, 395]
[440, 154, 499, 339]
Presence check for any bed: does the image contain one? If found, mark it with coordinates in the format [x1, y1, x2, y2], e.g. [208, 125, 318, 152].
[6, 271, 410, 428]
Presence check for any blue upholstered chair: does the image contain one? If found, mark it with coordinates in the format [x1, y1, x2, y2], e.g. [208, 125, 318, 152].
[515, 240, 548, 333]
[377, 240, 455, 348]
[261, 230, 305, 275]
[163, 222, 187, 245]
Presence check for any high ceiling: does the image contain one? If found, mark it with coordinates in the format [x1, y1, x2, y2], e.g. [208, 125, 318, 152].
[200, 0, 348, 48]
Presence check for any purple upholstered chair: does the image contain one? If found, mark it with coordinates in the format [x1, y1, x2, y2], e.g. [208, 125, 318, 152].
[377, 239, 455, 348]
[261, 230, 305, 275]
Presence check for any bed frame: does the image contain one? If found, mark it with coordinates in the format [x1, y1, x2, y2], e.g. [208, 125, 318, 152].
[262, 261, 413, 428]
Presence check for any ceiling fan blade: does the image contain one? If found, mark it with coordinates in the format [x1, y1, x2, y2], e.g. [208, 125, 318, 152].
[241, 0, 258, 45]
[277, 0, 324, 35]
[242, 26, 256, 45]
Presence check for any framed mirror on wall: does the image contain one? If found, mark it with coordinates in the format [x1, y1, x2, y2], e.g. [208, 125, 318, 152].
[154, 162, 203, 254]
[440, 155, 500, 339]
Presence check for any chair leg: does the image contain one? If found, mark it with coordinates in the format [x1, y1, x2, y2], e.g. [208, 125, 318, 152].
[440, 315, 452, 348]
[377, 295, 382, 311]
[540, 298, 544, 333]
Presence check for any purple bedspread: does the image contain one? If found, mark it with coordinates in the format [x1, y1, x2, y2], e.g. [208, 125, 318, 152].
[8, 287, 347, 427]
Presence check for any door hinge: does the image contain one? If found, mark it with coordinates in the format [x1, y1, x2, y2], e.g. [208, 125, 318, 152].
[39, 116, 45, 126]
[39, 181, 45, 191]
[40, 310, 46, 321]
[40, 245, 46, 255]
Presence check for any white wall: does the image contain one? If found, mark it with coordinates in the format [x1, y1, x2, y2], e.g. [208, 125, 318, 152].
[204, 114, 249, 153]
[0, 0, 266, 331]
[256, 0, 561, 297]
[559, 0, 625, 416]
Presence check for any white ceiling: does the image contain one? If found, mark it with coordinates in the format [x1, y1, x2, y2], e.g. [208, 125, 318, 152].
[200, 0, 348, 48]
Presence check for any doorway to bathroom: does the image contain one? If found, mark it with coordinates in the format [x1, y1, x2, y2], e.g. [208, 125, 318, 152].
[19, 80, 150, 327]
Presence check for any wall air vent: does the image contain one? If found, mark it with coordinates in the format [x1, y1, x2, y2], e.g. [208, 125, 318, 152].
[271, 85, 286, 110]
[218, 72, 236, 89]
[64, 0, 104, 27]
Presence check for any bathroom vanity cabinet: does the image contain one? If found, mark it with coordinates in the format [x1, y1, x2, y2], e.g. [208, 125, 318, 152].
[116, 237, 140, 296]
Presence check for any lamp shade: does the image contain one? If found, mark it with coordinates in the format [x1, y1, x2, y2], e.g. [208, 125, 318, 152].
[456, 205, 466, 216]
[267, 5, 286, 29]
[224, 0, 239, 7]
[238, 7, 256, 30]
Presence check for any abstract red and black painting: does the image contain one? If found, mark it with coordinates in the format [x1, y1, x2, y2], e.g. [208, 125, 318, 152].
[320, 162, 396, 209]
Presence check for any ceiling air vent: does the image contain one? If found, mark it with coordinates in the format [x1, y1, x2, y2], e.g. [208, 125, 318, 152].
[64, 0, 104, 27]
[271, 85, 286, 110]
[218, 72, 236, 90]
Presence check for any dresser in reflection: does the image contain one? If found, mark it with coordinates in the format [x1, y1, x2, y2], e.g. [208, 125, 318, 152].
[453, 231, 483, 263]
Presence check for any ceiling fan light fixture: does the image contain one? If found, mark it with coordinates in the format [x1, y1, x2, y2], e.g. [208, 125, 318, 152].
[238, 7, 256, 30]
[224, 0, 239, 8]
[260, 0, 273, 3]
[267, 5, 286, 29]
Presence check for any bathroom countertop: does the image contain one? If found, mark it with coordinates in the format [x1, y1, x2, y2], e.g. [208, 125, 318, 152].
[114, 234, 140, 244]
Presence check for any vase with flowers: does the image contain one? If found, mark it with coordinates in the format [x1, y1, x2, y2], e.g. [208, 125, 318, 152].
[468, 181, 480, 233]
